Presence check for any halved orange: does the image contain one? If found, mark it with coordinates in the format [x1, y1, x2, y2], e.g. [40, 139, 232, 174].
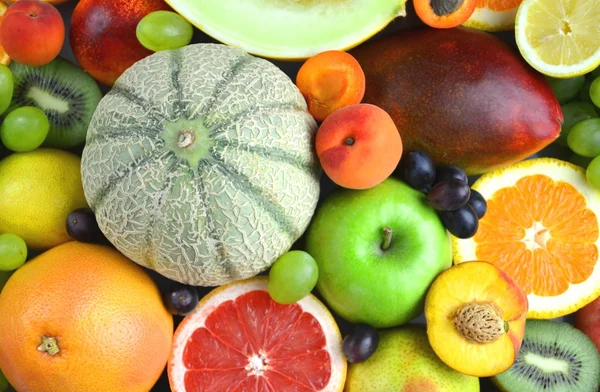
[454, 158, 600, 319]
[462, 0, 523, 31]
[168, 277, 347, 391]
[0, 1, 10, 66]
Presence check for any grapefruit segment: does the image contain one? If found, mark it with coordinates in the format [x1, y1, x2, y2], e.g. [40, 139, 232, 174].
[169, 277, 346, 392]
[454, 158, 600, 319]
[164, 0, 407, 60]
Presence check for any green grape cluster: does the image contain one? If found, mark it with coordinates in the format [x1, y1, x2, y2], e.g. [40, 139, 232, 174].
[548, 67, 600, 190]
[0, 64, 50, 152]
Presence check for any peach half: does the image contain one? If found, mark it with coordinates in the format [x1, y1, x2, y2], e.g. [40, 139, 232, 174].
[424, 261, 528, 377]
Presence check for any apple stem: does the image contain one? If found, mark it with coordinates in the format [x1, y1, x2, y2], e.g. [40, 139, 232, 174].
[381, 227, 393, 251]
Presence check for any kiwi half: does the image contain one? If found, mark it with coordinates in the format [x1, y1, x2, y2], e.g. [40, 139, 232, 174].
[8, 57, 102, 149]
[493, 320, 600, 392]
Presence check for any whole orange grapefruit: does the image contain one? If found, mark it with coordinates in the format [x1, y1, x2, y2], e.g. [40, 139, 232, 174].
[0, 241, 173, 392]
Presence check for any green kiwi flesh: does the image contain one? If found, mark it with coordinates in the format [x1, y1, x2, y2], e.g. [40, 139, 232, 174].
[493, 320, 600, 392]
[8, 57, 102, 149]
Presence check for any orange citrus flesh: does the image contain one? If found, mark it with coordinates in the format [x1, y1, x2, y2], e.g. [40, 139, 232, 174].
[474, 175, 598, 298]
[425, 261, 528, 378]
[475, 0, 522, 11]
[0, 1, 10, 66]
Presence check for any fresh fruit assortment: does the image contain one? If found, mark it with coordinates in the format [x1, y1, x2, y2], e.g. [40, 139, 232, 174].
[0, 1, 599, 392]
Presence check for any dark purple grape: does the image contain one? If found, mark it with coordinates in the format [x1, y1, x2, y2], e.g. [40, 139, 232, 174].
[343, 324, 380, 363]
[468, 189, 487, 219]
[163, 284, 199, 316]
[434, 165, 468, 184]
[66, 208, 106, 243]
[440, 204, 479, 239]
[427, 180, 471, 211]
[397, 151, 436, 193]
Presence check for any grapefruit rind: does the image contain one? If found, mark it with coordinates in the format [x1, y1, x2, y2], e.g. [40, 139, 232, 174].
[462, 6, 519, 32]
[163, 0, 406, 60]
[453, 158, 600, 319]
[168, 276, 347, 392]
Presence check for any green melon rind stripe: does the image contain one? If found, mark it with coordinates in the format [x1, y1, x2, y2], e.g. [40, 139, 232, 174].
[211, 154, 300, 239]
[143, 156, 177, 271]
[169, 49, 185, 118]
[86, 124, 160, 147]
[206, 102, 307, 137]
[194, 54, 256, 119]
[194, 162, 237, 280]
[109, 85, 166, 125]
[212, 139, 317, 174]
[90, 151, 169, 210]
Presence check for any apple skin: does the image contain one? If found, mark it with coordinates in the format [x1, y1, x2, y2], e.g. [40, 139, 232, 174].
[575, 296, 600, 352]
[305, 177, 452, 328]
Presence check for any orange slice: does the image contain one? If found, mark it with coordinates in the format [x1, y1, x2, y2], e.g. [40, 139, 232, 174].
[454, 158, 600, 319]
[0, 1, 10, 66]
[462, 0, 523, 31]
[168, 277, 347, 391]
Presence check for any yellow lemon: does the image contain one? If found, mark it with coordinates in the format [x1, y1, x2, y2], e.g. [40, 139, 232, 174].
[0, 149, 88, 249]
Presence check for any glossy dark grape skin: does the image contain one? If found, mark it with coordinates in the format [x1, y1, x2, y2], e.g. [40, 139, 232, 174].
[342, 324, 380, 363]
[397, 151, 436, 193]
[440, 204, 479, 239]
[467, 189, 487, 219]
[434, 165, 468, 184]
[66, 208, 106, 243]
[163, 284, 199, 316]
[427, 180, 471, 211]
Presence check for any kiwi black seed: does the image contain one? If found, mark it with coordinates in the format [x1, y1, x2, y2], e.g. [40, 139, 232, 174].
[8, 57, 102, 149]
[493, 319, 600, 392]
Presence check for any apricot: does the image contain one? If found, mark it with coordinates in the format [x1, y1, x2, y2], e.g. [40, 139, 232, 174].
[296, 50, 365, 122]
[0, 0, 64, 67]
[316, 104, 402, 190]
[424, 261, 528, 377]
[70, 0, 172, 86]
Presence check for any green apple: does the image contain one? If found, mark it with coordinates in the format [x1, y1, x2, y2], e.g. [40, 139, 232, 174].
[345, 326, 479, 392]
[305, 178, 451, 328]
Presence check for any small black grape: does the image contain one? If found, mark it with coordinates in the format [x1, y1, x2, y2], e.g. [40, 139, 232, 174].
[468, 189, 487, 219]
[440, 204, 479, 239]
[342, 324, 380, 363]
[434, 165, 468, 184]
[163, 284, 199, 316]
[427, 180, 471, 211]
[66, 208, 106, 244]
[397, 151, 436, 193]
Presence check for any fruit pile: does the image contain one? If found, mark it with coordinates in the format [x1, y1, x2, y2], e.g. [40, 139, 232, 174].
[0, 0, 599, 392]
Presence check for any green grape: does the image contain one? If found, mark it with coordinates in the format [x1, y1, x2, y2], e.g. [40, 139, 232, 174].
[557, 102, 598, 146]
[545, 75, 586, 103]
[0, 106, 50, 152]
[0, 369, 9, 392]
[0, 233, 27, 271]
[590, 76, 600, 109]
[137, 11, 194, 52]
[569, 153, 594, 169]
[268, 250, 319, 304]
[567, 118, 600, 157]
[586, 155, 600, 190]
[0, 64, 13, 116]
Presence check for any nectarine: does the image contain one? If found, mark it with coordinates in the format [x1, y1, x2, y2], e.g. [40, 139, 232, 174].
[70, 0, 172, 86]
[316, 104, 402, 190]
[0, 0, 64, 67]
[575, 296, 600, 352]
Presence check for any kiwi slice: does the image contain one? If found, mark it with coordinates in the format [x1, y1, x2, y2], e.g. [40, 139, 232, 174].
[8, 57, 102, 149]
[493, 320, 600, 392]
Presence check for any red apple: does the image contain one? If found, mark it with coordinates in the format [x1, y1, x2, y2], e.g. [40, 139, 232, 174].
[575, 296, 600, 352]
[70, 0, 172, 87]
[0, 0, 65, 66]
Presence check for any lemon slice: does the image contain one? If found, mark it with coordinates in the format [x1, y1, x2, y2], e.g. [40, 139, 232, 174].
[515, 0, 600, 78]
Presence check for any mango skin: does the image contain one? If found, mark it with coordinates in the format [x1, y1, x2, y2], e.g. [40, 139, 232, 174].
[351, 27, 563, 175]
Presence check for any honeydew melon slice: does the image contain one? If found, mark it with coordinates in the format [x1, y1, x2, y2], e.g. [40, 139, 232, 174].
[165, 0, 407, 60]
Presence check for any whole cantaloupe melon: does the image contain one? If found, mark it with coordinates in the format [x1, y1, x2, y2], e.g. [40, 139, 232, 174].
[81, 44, 321, 286]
